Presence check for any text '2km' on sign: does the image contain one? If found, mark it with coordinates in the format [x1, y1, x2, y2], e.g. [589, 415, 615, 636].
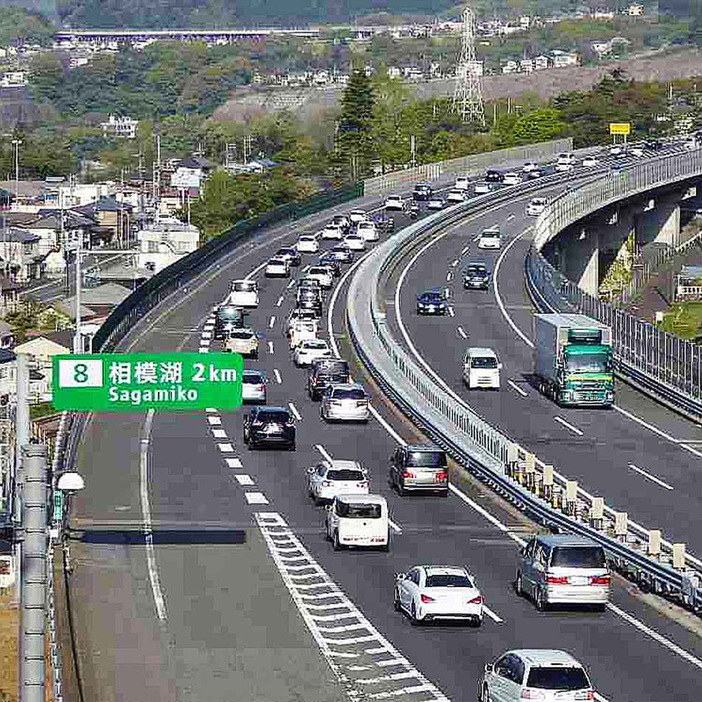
[53, 353, 243, 411]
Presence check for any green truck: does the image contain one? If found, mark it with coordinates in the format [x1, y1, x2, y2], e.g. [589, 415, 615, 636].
[534, 313, 614, 407]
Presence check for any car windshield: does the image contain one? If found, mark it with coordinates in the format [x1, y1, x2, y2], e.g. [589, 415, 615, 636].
[327, 469, 365, 481]
[277, 248, 294, 256]
[315, 361, 348, 374]
[258, 411, 289, 423]
[304, 341, 327, 349]
[425, 573, 472, 588]
[309, 268, 327, 275]
[481, 232, 499, 240]
[243, 373, 264, 384]
[471, 356, 498, 369]
[526, 667, 589, 691]
[228, 330, 254, 339]
[565, 352, 611, 373]
[337, 503, 381, 518]
[233, 281, 255, 292]
[297, 323, 316, 332]
[422, 292, 444, 302]
[333, 387, 365, 400]
[269, 258, 285, 265]
[407, 451, 446, 467]
[551, 546, 606, 569]
[466, 266, 487, 276]
[218, 307, 241, 320]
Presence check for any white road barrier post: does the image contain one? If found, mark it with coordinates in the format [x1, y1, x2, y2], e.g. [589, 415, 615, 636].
[542, 464, 554, 503]
[590, 497, 605, 531]
[673, 543, 686, 571]
[565, 480, 578, 517]
[615, 512, 628, 542]
[648, 529, 661, 558]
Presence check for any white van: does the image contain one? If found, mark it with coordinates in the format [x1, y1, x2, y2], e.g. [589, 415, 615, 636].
[463, 347, 502, 389]
[228, 279, 259, 308]
[325, 494, 389, 551]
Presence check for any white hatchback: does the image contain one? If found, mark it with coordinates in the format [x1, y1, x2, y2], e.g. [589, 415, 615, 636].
[325, 494, 389, 551]
[344, 233, 366, 251]
[357, 221, 378, 241]
[289, 320, 319, 349]
[348, 210, 368, 224]
[503, 172, 522, 186]
[265, 257, 290, 277]
[582, 155, 598, 167]
[321, 383, 370, 422]
[474, 181, 491, 194]
[454, 174, 470, 190]
[477, 226, 501, 249]
[321, 224, 344, 240]
[228, 279, 259, 308]
[384, 195, 404, 211]
[447, 189, 467, 203]
[297, 235, 319, 253]
[294, 338, 332, 367]
[394, 565, 483, 626]
[526, 198, 547, 216]
[306, 266, 334, 289]
[307, 459, 369, 504]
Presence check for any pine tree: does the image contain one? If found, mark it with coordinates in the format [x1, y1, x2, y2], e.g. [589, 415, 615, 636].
[336, 68, 376, 180]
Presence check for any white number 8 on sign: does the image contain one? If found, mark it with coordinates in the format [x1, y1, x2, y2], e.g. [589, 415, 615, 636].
[58, 359, 104, 388]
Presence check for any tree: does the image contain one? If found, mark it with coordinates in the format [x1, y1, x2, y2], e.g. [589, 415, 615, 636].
[336, 68, 376, 180]
[510, 108, 567, 145]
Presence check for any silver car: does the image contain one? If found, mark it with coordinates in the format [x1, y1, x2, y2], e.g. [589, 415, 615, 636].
[307, 459, 369, 504]
[321, 383, 370, 423]
[224, 327, 259, 358]
[241, 370, 266, 403]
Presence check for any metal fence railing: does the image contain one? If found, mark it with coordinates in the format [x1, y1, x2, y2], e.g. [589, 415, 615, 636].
[347, 184, 702, 619]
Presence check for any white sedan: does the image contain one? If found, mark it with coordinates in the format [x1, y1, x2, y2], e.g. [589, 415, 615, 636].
[265, 257, 290, 277]
[357, 221, 378, 241]
[297, 235, 319, 253]
[582, 155, 599, 167]
[526, 197, 547, 216]
[446, 189, 467, 203]
[454, 175, 470, 190]
[522, 161, 539, 173]
[321, 224, 344, 240]
[384, 195, 404, 211]
[294, 338, 332, 367]
[306, 266, 334, 289]
[503, 172, 522, 186]
[307, 459, 369, 504]
[348, 210, 368, 224]
[344, 233, 366, 251]
[394, 565, 483, 626]
[474, 181, 492, 194]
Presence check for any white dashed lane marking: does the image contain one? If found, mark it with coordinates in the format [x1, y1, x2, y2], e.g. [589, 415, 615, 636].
[269, 315, 276, 328]
[274, 369, 282, 384]
[235, 474, 255, 486]
[246, 492, 269, 505]
[217, 443, 235, 453]
[225, 457, 243, 468]
[554, 416, 584, 436]
[212, 429, 227, 439]
[628, 463, 674, 491]
[507, 380, 528, 397]
[315, 444, 334, 462]
[289, 402, 302, 420]
[207, 416, 222, 425]
[457, 326, 467, 339]
[268, 341, 274, 354]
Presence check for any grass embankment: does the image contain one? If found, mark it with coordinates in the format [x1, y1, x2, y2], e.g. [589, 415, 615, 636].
[658, 301, 702, 341]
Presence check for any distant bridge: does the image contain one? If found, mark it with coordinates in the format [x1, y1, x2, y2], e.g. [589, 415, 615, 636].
[54, 27, 322, 43]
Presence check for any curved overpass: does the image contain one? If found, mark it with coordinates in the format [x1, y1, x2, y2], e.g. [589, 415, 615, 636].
[66, 146, 702, 702]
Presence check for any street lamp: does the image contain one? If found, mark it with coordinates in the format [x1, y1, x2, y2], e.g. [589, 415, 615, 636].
[56, 471, 85, 539]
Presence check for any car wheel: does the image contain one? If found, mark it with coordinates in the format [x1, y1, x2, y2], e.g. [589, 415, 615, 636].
[398, 482, 407, 497]
[288, 442, 296, 451]
[410, 602, 421, 626]
[515, 572, 524, 597]
[472, 616, 483, 628]
[332, 531, 342, 551]
[248, 438, 256, 451]
[439, 490, 449, 498]
[535, 587, 547, 611]
[393, 588, 402, 612]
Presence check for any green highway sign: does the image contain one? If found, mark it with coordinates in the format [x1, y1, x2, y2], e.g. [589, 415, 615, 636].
[53, 353, 243, 412]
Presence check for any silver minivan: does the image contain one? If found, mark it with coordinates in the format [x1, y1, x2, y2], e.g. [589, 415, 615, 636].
[516, 535, 610, 610]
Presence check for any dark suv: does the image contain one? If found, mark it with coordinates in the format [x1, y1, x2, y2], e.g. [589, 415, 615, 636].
[413, 182, 433, 201]
[297, 289, 323, 316]
[307, 358, 350, 400]
[463, 262, 490, 290]
[485, 169, 504, 183]
[213, 304, 244, 340]
[243, 406, 296, 450]
[389, 444, 448, 496]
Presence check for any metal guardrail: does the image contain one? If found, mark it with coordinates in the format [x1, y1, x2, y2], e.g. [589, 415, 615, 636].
[363, 139, 572, 196]
[528, 148, 702, 421]
[347, 179, 702, 617]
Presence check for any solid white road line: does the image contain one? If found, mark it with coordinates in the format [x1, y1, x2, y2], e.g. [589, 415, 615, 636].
[274, 369, 282, 384]
[628, 463, 674, 491]
[235, 474, 255, 486]
[554, 416, 584, 436]
[268, 341, 274, 354]
[507, 380, 528, 397]
[315, 444, 334, 462]
[289, 402, 302, 421]
[287, 279, 295, 289]
[269, 315, 276, 329]
[388, 519, 402, 534]
[245, 492, 269, 505]
[140, 410, 167, 621]
[457, 326, 468, 339]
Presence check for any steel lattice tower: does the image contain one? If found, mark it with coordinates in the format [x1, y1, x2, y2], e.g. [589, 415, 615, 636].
[452, 7, 486, 127]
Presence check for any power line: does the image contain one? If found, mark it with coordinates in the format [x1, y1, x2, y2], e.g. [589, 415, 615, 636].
[452, 6, 486, 127]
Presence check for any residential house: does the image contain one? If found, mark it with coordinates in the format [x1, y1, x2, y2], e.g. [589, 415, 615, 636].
[387, 66, 401, 80]
[170, 155, 212, 191]
[22, 210, 94, 256]
[501, 60, 519, 74]
[245, 159, 280, 174]
[520, 59, 534, 73]
[0, 181, 59, 213]
[457, 61, 484, 78]
[58, 182, 113, 209]
[0, 349, 16, 404]
[551, 50, 579, 68]
[0, 228, 44, 283]
[0, 321, 13, 349]
[534, 55, 550, 70]
[593, 8, 615, 19]
[311, 70, 331, 86]
[137, 219, 200, 274]
[0, 71, 27, 88]
[101, 114, 139, 139]
[591, 40, 612, 57]
[0, 276, 19, 315]
[403, 67, 424, 81]
[69, 56, 90, 69]
[74, 196, 133, 245]
[14, 331, 73, 403]
[627, 3, 644, 15]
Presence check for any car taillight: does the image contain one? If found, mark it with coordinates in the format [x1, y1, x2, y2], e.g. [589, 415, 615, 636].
[357, 481, 368, 489]
[420, 594, 435, 603]
[331, 399, 342, 406]
[321, 480, 332, 487]
[520, 690, 545, 700]
[356, 400, 367, 407]
[591, 575, 610, 586]
[403, 470, 415, 478]
[257, 385, 265, 392]
[546, 575, 569, 585]
[468, 595, 482, 605]
[436, 471, 448, 481]
[574, 691, 594, 701]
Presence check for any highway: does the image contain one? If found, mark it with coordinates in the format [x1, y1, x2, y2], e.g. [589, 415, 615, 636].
[69, 146, 702, 702]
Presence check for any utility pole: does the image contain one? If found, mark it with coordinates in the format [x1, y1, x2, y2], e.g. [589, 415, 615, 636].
[20, 443, 48, 702]
[152, 134, 161, 223]
[452, 6, 486, 126]
[12, 139, 22, 208]
[73, 236, 82, 353]
[14, 354, 29, 607]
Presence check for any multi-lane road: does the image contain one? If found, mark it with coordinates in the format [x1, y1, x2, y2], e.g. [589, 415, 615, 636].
[70, 145, 702, 702]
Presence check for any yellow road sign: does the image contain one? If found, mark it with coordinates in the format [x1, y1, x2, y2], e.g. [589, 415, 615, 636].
[609, 122, 631, 135]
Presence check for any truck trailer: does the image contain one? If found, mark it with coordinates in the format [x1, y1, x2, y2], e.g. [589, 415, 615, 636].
[533, 313, 614, 407]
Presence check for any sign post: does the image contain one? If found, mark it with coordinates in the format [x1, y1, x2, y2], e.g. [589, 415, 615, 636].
[609, 122, 631, 145]
[53, 352, 243, 411]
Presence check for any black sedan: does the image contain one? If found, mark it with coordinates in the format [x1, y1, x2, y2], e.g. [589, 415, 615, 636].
[243, 406, 296, 450]
[463, 262, 490, 290]
[416, 290, 448, 315]
[413, 182, 433, 201]
[318, 253, 342, 277]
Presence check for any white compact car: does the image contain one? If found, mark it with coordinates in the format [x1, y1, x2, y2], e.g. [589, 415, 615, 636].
[306, 266, 334, 289]
[477, 226, 501, 250]
[526, 198, 547, 216]
[522, 161, 539, 173]
[428, 196, 446, 210]
[556, 152, 576, 170]
[241, 370, 267, 403]
[228, 279, 259, 308]
[357, 220, 378, 241]
[454, 174, 470, 190]
[224, 328, 259, 358]
[630, 145, 644, 157]
[265, 257, 290, 277]
[307, 459, 369, 504]
[447, 189, 467, 203]
[348, 210, 368, 224]
[294, 338, 332, 367]
[463, 347, 501, 389]
[321, 224, 344, 240]
[321, 383, 370, 422]
[286, 309, 318, 337]
[325, 494, 389, 551]
[474, 181, 491, 195]
[289, 320, 319, 349]
[503, 172, 522, 186]
[297, 235, 319, 253]
[384, 195, 404, 211]
[609, 144, 624, 156]
[478, 650, 595, 702]
[582, 155, 599, 167]
[394, 565, 483, 626]
[344, 233, 366, 251]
